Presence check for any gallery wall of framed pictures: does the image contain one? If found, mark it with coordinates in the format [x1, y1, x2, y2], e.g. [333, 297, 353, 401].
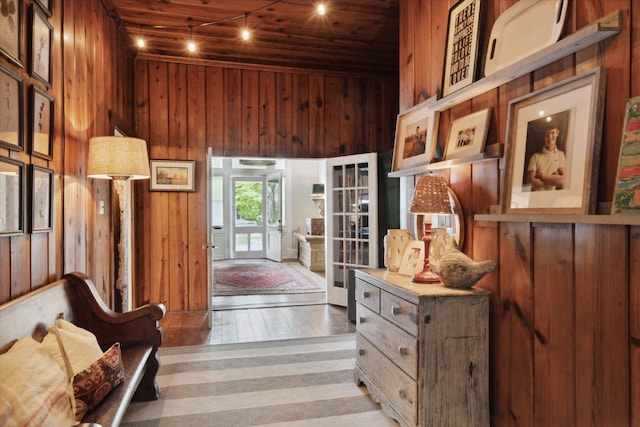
[0, 0, 55, 235]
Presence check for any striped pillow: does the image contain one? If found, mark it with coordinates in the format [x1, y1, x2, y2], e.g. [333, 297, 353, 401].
[0, 336, 75, 426]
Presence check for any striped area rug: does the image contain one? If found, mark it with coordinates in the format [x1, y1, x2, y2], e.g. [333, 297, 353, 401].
[122, 334, 398, 426]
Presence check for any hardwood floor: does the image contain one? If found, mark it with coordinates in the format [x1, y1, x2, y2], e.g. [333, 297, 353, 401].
[160, 294, 355, 347]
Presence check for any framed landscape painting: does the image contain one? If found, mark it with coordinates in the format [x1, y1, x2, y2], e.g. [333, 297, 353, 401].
[150, 160, 196, 192]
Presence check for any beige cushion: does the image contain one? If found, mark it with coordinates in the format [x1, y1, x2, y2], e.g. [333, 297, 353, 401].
[0, 336, 75, 426]
[43, 318, 104, 378]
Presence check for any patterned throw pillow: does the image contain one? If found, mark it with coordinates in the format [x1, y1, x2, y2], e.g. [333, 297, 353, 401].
[72, 342, 125, 420]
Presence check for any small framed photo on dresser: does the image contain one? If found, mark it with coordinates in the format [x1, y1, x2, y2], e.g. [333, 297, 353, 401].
[442, 0, 484, 97]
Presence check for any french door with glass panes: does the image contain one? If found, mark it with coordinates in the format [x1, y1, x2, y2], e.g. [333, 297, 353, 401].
[325, 153, 378, 306]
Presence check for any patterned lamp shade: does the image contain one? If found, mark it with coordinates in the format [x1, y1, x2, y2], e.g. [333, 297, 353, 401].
[409, 174, 452, 215]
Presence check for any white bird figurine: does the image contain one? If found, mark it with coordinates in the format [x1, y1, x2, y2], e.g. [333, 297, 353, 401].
[431, 248, 496, 289]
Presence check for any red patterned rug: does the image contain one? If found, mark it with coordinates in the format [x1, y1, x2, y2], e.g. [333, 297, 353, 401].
[213, 260, 326, 295]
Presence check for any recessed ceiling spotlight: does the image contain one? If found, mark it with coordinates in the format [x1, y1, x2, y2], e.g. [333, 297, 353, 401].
[317, 3, 326, 15]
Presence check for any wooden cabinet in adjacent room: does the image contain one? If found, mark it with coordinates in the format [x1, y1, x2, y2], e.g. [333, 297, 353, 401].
[354, 269, 490, 426]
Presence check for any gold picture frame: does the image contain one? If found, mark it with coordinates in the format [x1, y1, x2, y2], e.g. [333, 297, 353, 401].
[150, 160, 196, 192]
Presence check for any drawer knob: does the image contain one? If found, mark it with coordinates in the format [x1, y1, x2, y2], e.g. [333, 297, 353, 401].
[359, 316, 366, 323]
[391, 305, 401, 315]
[398, 345, 408, 356]
[398, 388, 413, 404]
[363, 291, 370, 298]
[358, 348, 365, 356]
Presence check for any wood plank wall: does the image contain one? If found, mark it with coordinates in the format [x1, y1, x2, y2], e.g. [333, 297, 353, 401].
[0, 0, 135, 306]
[399, 0, 639, 426]
[133, 59, 398, 311]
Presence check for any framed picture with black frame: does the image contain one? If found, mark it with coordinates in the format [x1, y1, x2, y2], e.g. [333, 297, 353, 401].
[0, 0, 23, 67]
[33, 0, 52, 17]
[0, 64, 24, 151]
[30, 164, 53, 233]
[0, 156, 26, 236]
[30, 84, 54, 159]
[30, 4, 52, 88]
[441, 0, 484, 97]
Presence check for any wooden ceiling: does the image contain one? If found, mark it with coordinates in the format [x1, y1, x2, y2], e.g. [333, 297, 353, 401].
[105, 0, 399, 76]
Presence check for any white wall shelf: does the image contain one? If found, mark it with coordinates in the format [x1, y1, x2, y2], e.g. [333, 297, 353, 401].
[474, 214, 640, 226]
[388, 10, 621, 179]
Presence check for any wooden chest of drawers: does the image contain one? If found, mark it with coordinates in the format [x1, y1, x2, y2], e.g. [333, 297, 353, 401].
[354, 268, 490, 427]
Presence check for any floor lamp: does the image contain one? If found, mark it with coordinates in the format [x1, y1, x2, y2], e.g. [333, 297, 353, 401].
[87, 136, 150, 312]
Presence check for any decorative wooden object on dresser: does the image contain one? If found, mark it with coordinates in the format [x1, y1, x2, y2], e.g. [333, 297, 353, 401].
[354, 268, 490, 426]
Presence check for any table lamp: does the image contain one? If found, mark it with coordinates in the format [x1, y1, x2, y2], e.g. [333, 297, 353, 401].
[87, 136, 150, 312]
[408, 174, 452, 283]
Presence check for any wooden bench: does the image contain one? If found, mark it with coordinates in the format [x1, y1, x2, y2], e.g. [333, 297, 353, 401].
[0, 272, 166, 427]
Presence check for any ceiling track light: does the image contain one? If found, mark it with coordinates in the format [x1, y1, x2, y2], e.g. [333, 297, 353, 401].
[241, 13, 250, 41]
[136, 25, 145, 48]
[187, 25, 196, 53]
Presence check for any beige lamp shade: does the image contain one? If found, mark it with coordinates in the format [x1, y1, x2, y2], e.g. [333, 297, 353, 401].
[409, 174, 452, 215]
[87, 136, 150, 180]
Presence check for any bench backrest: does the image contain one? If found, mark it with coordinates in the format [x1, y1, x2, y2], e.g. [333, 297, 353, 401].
[0, 277, 90, 353]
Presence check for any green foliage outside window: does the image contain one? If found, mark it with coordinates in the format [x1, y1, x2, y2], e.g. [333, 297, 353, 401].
[235, 181, 263, 224]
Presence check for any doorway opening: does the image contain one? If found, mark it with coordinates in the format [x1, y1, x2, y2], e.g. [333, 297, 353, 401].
[208, 156, 327, 311]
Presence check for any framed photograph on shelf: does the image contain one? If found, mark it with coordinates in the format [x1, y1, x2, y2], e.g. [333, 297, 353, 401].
[391, 95, 440, 173]
[30, 5, 52, 88]
[611, 95, 640, 215]
[0, 156, 25, 236]
[31, 164, 53, 233]
[150, 160, 196, 192]
[442, 0, 484, 97]
[0, 64, 24, 151]
[30, 85, 54, 159]
[0, 0, 22, 66]
[502, 67, 607, 215]
[443, 107, 491, 161]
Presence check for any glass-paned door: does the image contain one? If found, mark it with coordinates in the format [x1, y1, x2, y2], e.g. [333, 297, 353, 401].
[325, 153, 378, 306]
